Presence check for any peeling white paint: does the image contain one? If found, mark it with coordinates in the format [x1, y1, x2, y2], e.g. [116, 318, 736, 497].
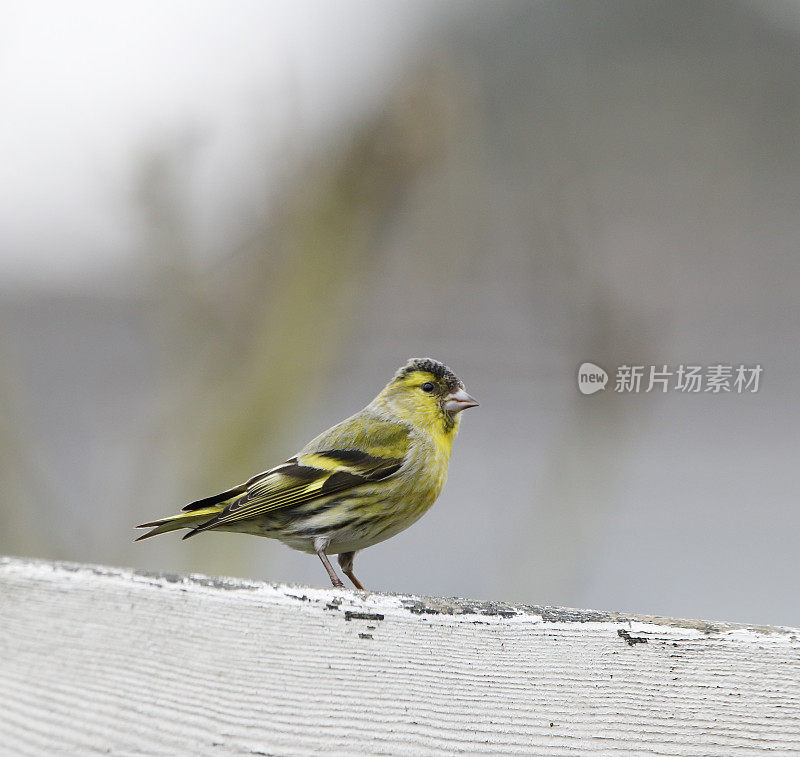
[1, 557, 798, 756]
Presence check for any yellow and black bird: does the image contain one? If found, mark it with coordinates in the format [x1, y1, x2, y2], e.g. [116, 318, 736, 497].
[135, 358, 478, 589]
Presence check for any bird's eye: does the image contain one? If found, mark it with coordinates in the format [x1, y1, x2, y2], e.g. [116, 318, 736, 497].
[421, 382, 435, 393]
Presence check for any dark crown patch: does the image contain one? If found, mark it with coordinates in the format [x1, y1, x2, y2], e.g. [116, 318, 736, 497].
[395, 357, 463, 393]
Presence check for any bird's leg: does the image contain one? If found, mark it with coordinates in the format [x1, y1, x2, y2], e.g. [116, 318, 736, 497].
[337, 551, 365, 591]
[315, 543, 344, 588]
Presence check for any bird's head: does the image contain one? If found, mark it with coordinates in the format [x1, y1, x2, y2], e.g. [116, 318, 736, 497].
[373, 357, 478, 434]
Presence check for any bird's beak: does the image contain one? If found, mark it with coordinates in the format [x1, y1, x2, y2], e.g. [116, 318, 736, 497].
[444, 388, 479, 414]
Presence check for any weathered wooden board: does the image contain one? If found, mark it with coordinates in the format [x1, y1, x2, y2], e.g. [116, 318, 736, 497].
[0, 556, 798, 756]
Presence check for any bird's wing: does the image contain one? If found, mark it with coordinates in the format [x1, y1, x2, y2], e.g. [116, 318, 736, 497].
[184, 414, 411, 536]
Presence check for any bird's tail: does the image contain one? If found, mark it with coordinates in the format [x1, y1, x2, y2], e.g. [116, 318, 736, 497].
[134, 507, 221, 541]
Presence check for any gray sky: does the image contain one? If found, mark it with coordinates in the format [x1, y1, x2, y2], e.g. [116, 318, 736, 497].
[0, 0, 439, 285]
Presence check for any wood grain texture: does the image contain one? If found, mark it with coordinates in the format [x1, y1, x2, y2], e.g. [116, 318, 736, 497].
[0, 557, 798, 756]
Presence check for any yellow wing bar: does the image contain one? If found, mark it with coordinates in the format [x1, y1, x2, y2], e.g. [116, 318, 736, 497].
[183, 450, 404, 537]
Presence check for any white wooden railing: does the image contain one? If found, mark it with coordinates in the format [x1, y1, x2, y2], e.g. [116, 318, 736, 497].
[1, 556, 798, 755]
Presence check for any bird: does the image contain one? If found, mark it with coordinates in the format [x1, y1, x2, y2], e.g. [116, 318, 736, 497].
[135, 357, 478, 589]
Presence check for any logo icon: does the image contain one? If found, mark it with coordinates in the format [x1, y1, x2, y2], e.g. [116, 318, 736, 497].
[578, 362, 608, 395]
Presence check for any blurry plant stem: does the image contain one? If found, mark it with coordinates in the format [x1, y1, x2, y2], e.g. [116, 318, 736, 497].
[133, 84, 439, 578]
[523, 293, 654, 603]
[0, 335, 59, 557]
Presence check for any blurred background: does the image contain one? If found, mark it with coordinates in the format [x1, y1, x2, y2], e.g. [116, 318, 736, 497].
[2, 0, 799, 627]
